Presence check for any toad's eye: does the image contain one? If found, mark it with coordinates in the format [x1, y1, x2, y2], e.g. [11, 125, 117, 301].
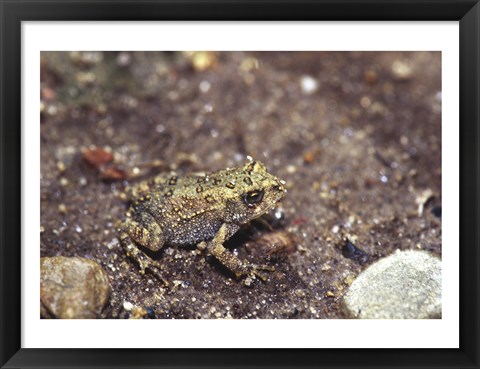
[242, 190, 264, 207]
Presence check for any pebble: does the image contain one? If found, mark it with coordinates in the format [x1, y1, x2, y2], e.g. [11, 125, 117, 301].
[300, 75, 318, 95]
[341, 240, 369, 265]
[123, 301, 134, 311]
[40, 256, 110, 319]
[391, 60, 414, 80]
[303, 151, 315, 164]
[56, 161, 66, 173]
[286, 165, 296, 174]
[131, 306, 148, 319]
[199, 80, 211, 93]
[189, 51, 217, 71]
[82, 146, 113, 168]
[58, 204, 67, 214]
[343, 250, 441, 319]
[101, 166, 128, 181]
[253, 231, 296, 255]
[116, 52, 132, 67]
[240, 57, 259, 72]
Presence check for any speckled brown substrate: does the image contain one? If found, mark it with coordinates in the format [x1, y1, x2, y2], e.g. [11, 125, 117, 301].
[40, 51, 441, 319]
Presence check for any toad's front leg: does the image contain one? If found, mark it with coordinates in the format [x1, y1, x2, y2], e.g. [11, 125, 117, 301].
[204, 223, 275, 283]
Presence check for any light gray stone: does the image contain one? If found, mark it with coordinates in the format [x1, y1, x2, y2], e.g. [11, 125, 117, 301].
[343, 250, 441, 319]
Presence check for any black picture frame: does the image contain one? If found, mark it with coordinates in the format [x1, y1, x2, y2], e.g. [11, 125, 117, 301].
[1, 1, 479, 368]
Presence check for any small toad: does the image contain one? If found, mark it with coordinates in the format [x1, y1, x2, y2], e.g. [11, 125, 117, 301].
[120, 157, 286, 284]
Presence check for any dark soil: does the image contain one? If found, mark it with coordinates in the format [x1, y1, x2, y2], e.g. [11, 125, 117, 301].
[40, 51, 441, 319]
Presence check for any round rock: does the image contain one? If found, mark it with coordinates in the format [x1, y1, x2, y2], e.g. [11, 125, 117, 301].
[41, 256, 110, 319]
[343, 250, 441, 319]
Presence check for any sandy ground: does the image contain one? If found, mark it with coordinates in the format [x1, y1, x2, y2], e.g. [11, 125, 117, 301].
[40, 51, 441, 319]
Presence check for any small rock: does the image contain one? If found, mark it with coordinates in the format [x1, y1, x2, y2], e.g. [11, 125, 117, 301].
[101, 166, 128, 181]
[116, 52, 132, 67]
[391, 60, 414, 81]
[341, 240, 369, 265]
[58, 203, 68, 214]
[300, 75, 318, 95]
[56, 161, 66, 173]
[41, 256, 110, 319]
[82, 146, 113, 168]
[343, 250, 441, 319]
[239, 57, 259, 72]
[131, 306, 148, 319]
[188, 51, 217, 72]
[257, 231, 296, 256]
[199, 80, 211, 93]
[303, 151, 315, 164]
[123, 301, 134, 311]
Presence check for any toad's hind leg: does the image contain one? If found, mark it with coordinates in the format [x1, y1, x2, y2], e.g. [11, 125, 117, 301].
[120, 213, 168, 284]
[205, 223, 275, 283]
